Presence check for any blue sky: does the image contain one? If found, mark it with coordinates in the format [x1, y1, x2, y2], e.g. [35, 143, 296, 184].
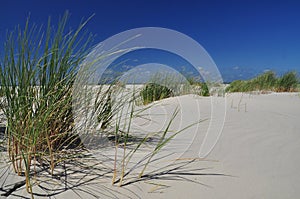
[0, 0, 300, 82]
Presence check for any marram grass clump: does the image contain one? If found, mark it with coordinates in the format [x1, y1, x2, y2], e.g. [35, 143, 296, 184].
[276, 71, 299, 92]
[0, 12, 92, 194]
[140, 83, 174, 105]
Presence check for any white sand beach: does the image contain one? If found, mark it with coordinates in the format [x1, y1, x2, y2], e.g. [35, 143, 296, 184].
[1, 92, 300, 198]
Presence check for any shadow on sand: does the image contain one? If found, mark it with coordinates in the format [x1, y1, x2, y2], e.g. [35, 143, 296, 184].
[0, 148, 229, 198]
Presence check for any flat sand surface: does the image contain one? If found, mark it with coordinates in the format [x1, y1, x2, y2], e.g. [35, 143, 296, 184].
[1, 92, 300, 198]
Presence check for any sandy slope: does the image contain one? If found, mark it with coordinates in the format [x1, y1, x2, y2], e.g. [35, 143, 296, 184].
[205, 93, 300, 199]
[155, 92, 300, 199]
[1, 92, 300, 198]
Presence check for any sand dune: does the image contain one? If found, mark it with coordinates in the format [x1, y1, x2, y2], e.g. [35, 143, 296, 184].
[1, 92, 300, 198]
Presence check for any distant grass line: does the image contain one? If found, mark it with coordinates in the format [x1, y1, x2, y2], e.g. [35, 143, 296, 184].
[138, 73, 211, 105]
[226, 71, 299, 93]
